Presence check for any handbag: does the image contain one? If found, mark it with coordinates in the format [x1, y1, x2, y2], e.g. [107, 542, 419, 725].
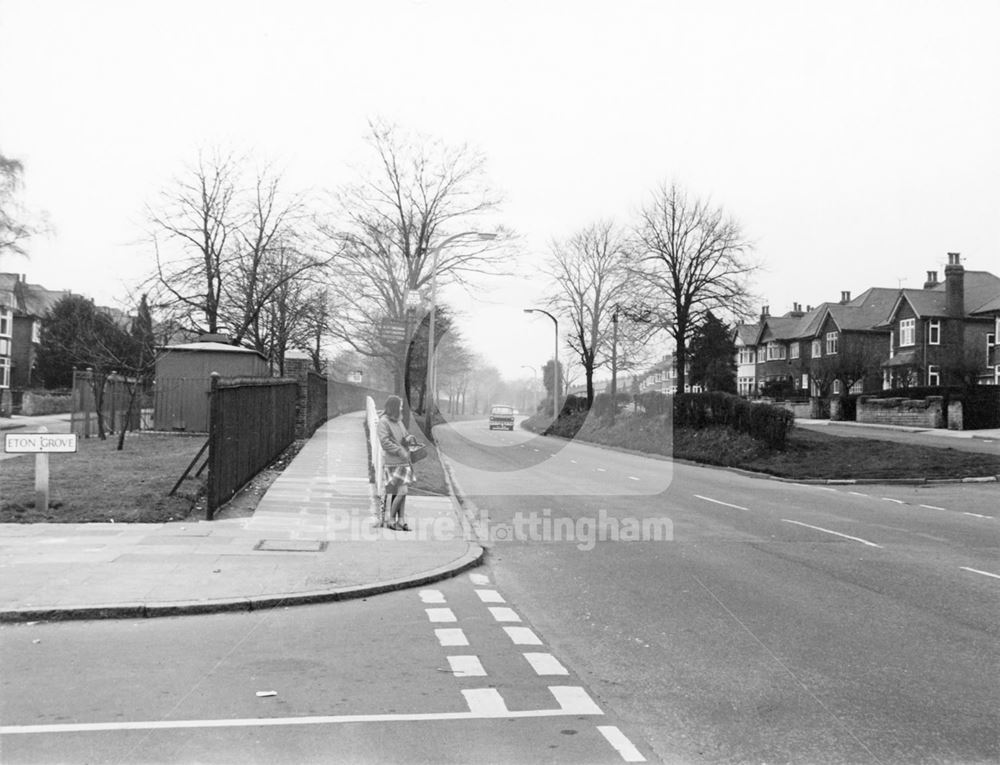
[408, 443, 428, 463]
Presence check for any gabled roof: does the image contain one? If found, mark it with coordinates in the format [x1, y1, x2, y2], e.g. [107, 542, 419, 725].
[0, 273, 71, 317]
[829, 287, 899, 331]
[733, 323, 759, 345]
[882, 270, 1000, 324]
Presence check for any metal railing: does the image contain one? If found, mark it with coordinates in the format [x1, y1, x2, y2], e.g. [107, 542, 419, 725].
[206, 374, 298, 518]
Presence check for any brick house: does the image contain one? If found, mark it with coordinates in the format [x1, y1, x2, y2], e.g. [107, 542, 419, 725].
[733, 323, 759, 396]
[970, 294, 1000, 384]
[0, 273, 70, 396]
[880, 253, 1000, 388]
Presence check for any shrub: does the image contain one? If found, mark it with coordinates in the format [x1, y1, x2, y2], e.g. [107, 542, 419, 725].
[635, 390, 670, 416]
[674, 392, 794, 449]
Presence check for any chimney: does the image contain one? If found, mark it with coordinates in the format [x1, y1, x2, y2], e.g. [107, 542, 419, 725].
[944, 252, 964, 318]
[923, 270, 939, 289]
[761, 305, 770, 320]
[840, 291, 851, 304]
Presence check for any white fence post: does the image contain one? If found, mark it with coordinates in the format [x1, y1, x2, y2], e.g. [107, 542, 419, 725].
[366, 396, 384, 497]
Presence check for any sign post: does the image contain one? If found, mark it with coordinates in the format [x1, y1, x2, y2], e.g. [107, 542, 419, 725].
[3, 427, 78, 512]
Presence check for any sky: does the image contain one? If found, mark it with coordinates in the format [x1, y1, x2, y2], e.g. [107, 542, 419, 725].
[2, 0, 999, 382]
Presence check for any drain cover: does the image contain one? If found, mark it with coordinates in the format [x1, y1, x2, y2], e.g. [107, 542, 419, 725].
[254, 540, 328, 552]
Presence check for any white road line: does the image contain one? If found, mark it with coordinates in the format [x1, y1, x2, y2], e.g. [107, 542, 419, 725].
[447, 655, 487, 677]
[475, 589, 505, 604]
[489, 606, 522, 622]
[523, 652, 569, 676]
[550, 686, 603, 714]
[469, 573, 491, 585]
[435, 628, 469, 647]
[694, 495, 749, 511]
[960, 566, 1000, 580]
[882, 497, 906, 504]
[782, 519, 883, 548]
[963, 512, 993, 519]
[628, 476, 639, 481]
[597, 725, 646, 762]
[920, 504, 946, 511]
[849, 491, 868, 497]
[597, 468, 607, 472]
[1, 701, 605, 736]
[425, 607, 457, 623]
[463, 688, 508, 714]
[419, 589, 446, 604]
[504, 626, 544, 645]
[571, 459, 578, 464]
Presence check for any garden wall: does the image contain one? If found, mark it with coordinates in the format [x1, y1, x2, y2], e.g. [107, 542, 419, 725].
[856, 395, 944, 428]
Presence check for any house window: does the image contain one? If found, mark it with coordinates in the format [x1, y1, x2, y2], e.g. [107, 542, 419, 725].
[850, 380, 864, 394]
[883, 369, 891, 390]
[927, 365, 940, 386]
[825, 332, 839, 355]
[832, 380, 841, 395]
[0, 338, 10, 356]
[739, 348, 754, 365]
[789, 343, 800, 360]
[928, 320, 940, 345]
[766, 342, 785, 360]
[0, 356, 9, 389]
[31, 320, 41, 344]
[812, 339, 822, 358]
[0, 308, 12, 337]
[899, 318, 915, 346]
[988, 333, 997, 364]
[801, 373, 809, 390]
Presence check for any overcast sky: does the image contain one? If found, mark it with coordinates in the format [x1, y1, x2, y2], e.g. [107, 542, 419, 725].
[2, 1, 998, 381]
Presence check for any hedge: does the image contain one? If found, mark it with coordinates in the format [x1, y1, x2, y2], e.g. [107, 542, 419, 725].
[674, 392, 793, 449]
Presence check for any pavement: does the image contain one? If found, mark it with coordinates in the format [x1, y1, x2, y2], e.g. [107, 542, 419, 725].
[1, 411, 997, 623]
[0, 411, 483, 623]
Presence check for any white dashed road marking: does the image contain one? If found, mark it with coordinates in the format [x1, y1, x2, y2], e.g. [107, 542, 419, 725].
[435, 628, 469, 647]
[419, 589, 446, 603]
[426, 608, 457, 623]
[447, 655, 487, 677]
[920, 504, 946, 511]
[598, 725, 647, 762]
[963, 512, 992, 519]
[475, 589, 505, 603]
[695, 494, 749, 511]
[550, 686, 603, 714]
[882, 497, 905, 504]
[523, 652, 569, 676]
[469, 573, 491, 585]
[782, 519, 883, 548]
[504, 626, 544, 645]
[960, 566, 1000, 580]
[488, 606, 522, 622]
[463, 688, 508, 715]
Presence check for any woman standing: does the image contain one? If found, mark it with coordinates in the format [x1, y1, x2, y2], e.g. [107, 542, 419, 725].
[376, 395, 415, 531]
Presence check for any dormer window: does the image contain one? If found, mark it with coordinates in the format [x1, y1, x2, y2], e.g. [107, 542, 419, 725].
[825, 331, 839, 355]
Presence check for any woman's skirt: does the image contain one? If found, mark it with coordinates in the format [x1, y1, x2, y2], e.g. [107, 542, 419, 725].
[383, 463, 415, 494]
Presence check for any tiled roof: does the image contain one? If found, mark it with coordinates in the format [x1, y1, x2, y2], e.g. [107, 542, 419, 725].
[0, 273, 71, 317]
[830, 287, 899, 330]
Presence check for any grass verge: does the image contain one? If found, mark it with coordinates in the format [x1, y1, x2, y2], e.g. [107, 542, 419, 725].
[522, 411, 1000, 481]
[0, 433, 206, 523]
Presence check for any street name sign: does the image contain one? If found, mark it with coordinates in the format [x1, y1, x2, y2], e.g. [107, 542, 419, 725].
[4, 432, 78, 453]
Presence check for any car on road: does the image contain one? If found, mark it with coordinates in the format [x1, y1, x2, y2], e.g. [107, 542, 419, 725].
[489, 404, 515, 430]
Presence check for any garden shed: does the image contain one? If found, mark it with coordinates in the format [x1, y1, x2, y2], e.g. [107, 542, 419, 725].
[153, 338, 270, 432]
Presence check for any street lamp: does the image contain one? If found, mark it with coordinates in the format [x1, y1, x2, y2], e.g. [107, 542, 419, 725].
[523, 308, 559, 420]
[426, 231, 498, 423]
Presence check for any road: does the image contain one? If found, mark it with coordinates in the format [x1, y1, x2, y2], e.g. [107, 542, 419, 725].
[2, 415, 997, 763]
[434, 417, 1000, 764]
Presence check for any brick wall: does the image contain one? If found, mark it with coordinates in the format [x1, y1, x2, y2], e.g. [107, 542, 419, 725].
[857, 395, 944, 428]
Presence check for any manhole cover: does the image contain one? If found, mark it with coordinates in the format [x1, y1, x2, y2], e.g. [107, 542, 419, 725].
[254, 540, 328, 552]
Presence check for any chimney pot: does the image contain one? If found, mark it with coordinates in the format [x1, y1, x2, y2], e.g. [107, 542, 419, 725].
[840, 291, 851, 304]
[947, 252, 961, 266]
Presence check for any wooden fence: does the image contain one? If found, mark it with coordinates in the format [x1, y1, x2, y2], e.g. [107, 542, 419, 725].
[206, 374, 298, 518]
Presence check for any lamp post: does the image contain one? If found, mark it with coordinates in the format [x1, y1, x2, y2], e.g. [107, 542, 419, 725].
[520, 364, 538, 413]
[426, 231, 498, 423]
[523, 308, 559, 421]
[610, 306, 619, 424]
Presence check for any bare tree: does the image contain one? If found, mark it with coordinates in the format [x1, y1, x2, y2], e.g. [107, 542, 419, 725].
[316, 120, 506, 401]
[546, 221, 635, 407]
[146, 150, 325, 344]
[0, 152, 44, 258]
[631, 182, 758, 392]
